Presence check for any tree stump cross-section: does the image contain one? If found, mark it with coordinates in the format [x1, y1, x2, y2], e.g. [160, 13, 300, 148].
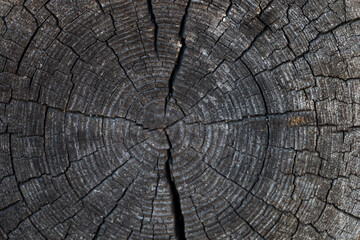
[0, 0, 360, 239]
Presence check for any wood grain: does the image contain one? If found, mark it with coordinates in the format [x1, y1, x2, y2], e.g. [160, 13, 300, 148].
[0, 0, 359, 239]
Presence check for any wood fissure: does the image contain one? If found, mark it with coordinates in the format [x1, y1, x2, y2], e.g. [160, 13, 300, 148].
[165, 0, 191, 113]
[1, 0, 359, 239]
[165, 132, 186, 240]
[147, 0, 159, 58]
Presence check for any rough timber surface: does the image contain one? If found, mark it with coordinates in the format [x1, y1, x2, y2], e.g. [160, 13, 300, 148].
[0, 0, 360, 239]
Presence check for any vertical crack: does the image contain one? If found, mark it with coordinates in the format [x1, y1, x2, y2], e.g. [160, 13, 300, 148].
[126, 229, 133, 240]
[164, 131, 186, 240]
[165, 0, 191, 114]
[95, 0, 105, 14]
[105, 40, 138, 91]
[239, 59, 270, 201]
[190, 196, 210, 239]
[93, 172, 140, 240]
[150, 169, 160, 220]
[147, 0, 159, 58]
[16, 23, 43, 74]
[225, 0, 233, 17]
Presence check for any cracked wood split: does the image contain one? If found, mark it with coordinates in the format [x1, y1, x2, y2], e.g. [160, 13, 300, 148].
[165, 0, 192, 114]
[1, 0, 360, 239]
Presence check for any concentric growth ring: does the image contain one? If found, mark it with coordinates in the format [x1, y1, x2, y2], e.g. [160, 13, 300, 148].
[0, 0, 359, 239]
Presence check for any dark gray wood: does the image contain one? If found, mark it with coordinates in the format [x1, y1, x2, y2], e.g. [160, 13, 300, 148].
[0, 0, 359, 239]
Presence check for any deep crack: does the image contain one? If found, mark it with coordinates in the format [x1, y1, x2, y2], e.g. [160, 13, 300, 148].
[16, 23, 43, 74]
[147, 0, 159, 58]
[164, 131, 186, 240]
[226, 0, 233, 17]
[165, 0, 191, 114]
[3, 1, 360, 239]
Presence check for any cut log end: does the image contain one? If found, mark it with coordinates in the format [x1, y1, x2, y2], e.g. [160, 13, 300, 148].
[0, 0, 360, 239]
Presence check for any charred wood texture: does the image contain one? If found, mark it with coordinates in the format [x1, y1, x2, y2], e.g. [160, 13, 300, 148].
[1, 0, 360, 239]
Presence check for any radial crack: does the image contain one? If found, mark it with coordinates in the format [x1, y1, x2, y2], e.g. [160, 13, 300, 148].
[16, 23, 43, 74]
[164, 131, 186, 240]
[234, 59, 270, 205]
[147, 0, 159, 58]
[190, 196, 210, 239]
[105, 41, 137, 91]
[95, 0, 105, 14]
[93, 172, 140, 240]
[223, 197, 266, 239]
[225, 0, 233, 17]
[165, 0, 191, 114]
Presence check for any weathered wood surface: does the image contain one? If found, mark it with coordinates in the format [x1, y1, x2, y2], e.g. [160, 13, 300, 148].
[0, 0, 360, 239]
